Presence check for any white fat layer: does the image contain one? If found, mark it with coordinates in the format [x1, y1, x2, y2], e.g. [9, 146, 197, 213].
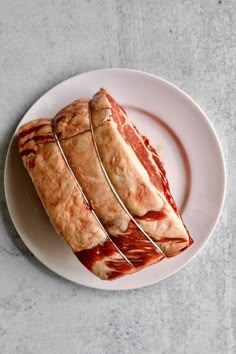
[55, 99, 91, 139]
[60, 131, 131, 235]
[93, 121, 164, 215]
[91, 253, 134, 280]
[23, 141, 108, 252]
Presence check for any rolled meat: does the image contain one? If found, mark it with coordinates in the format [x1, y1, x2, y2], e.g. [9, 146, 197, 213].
[18, 89, 193, 280]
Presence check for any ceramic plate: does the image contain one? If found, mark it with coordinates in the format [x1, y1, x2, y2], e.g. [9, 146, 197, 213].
[4, 69, 226, 290]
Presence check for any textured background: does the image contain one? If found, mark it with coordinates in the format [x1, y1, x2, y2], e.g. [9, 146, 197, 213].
[0, 1, 235, 353]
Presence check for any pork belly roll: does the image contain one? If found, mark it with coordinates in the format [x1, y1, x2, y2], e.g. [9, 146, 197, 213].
[18, 89, 193, 281]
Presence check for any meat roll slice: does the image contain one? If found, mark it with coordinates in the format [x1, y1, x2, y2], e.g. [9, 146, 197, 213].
[90, 89, 193, 256]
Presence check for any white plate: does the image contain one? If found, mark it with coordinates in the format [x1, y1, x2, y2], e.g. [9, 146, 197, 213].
[4, 69, 226, 290]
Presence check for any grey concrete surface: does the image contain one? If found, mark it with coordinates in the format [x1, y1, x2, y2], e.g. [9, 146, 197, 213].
[0, 1, 235, 353]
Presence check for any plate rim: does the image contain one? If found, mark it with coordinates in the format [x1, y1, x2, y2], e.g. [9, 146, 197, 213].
[4, 68, 227, 290]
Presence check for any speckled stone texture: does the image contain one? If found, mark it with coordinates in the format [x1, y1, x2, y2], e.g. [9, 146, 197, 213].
[0, 0, 235, 353]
